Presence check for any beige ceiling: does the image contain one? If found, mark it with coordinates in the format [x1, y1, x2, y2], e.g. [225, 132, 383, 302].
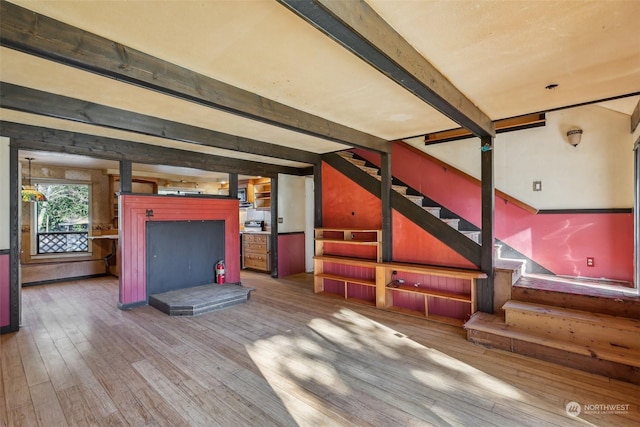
[2, 0, 639, 178]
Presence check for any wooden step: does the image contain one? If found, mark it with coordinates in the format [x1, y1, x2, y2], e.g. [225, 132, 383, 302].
[441, 218, 459, 230]
[403, 194, 423, 206]
[461, 230, 480, 244]
[503, 300, 640, 351]
[392, 184, 408, 195]
[465, 312, 640, 384]
[346, 158, 367, 167]
[495, 258, 526, 285]
[337, 151, 354, 158]
[422, 206, 441, 218]
[357, 165, 380, 175]
[512, 276, 640, 320]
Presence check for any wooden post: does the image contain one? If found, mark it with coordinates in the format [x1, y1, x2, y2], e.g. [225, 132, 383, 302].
[478, 136, 495, 313]
[229, 173, 238, 199]
[8, 144, 20, 333]
[119, 160, 132, 193]
[380, 152, 392, 262]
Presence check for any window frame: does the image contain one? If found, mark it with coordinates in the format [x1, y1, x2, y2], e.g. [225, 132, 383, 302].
[29, 179, 93, 258]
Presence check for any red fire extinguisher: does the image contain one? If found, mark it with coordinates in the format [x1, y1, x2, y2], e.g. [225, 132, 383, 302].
[215, 260, 226, 284]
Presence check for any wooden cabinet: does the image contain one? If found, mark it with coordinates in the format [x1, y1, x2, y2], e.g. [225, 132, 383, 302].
[315, 228, 382, 262]
[243, 233, 270, 272]
[313, 228, 382, 306]
[253, 179, 271, 210]
[313, 227, 486, 326]
[379, 261, 482, 327]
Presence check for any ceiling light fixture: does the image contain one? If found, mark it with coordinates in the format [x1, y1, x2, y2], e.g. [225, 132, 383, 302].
[21, 158, 48, 202]
[566, 128, 583, 147]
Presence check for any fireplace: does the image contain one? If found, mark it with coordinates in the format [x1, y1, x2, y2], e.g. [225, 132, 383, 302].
[146, 220, 225, 296]
[117, 194, 240, 308]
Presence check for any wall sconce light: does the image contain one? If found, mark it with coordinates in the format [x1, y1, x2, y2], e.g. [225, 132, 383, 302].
[566, 128, 583, 147]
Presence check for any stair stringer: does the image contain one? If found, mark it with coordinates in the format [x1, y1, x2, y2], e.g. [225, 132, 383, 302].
[350, 152, 554, 276]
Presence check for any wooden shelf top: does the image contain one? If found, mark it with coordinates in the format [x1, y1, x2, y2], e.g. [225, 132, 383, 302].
[314, 255, 379, 267]
[386, 284, 471, 303]
[316, 291, 377, 307]
[382, 261, 487, 280]
[316, 273, 375, 287]
[315, 238, 379, 245]
[316, 227, 381, 233]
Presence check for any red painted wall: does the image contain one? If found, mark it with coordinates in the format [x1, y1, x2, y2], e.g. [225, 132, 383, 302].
[355, 144, 634, 282]
[0, 254, 9, 328]
[322, 162, 475, 269]
[119, 195, 240, 306]
[277, 233, 306, 277]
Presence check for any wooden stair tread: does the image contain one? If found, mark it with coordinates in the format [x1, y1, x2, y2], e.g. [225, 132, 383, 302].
[315, 273, 375, 287]
[503, 300, 640, 332]
[465, 313, 640, 367]
[495, 258, 526, 271]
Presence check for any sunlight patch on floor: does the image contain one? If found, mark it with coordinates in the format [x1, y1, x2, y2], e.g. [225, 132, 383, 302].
[245, 308, 534, 424]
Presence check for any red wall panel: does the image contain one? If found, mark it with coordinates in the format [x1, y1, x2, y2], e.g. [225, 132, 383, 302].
[0, 254, 9, 328]
[277, 233, 306, 277]
[119, 195, 240, 306]
[322, 163, 381, 229]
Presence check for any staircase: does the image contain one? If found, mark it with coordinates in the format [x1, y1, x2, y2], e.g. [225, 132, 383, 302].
[337, 151, 481, 244]
[465, 271, 640, 384]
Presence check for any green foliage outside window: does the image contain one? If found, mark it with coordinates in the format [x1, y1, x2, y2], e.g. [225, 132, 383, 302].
[36, 184, 90, 232]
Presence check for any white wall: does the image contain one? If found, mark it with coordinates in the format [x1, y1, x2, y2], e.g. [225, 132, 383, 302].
[277, 174, 306, 233]
[0, 137, 10, 249]
[415, 104, 635, 209]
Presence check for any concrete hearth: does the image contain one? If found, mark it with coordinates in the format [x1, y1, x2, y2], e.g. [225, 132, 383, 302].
[149, 283, 253, 316]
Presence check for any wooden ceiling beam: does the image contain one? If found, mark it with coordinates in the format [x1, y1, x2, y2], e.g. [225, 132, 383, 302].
[0, 1, 390, 153]
[424, 113, 546, 145]
[0, 121, 309, 177]
[277, 0, 495, 139]
[0, 83, 320, 165]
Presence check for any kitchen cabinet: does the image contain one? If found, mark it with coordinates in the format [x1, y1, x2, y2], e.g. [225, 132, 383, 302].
[253, 179, 271, 210]
[243, 233, 270, 272]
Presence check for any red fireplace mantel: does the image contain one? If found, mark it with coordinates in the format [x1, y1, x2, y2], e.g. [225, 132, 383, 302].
[118, 194, 240, 308]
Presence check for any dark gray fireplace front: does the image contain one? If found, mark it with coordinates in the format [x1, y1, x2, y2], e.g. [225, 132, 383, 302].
[146, 220, 225, 297]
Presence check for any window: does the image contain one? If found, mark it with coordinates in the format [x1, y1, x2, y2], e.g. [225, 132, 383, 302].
[32, 182, 90, 255]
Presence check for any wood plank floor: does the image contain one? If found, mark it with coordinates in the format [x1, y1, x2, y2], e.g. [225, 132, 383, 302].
[1, 271, 638, 426]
